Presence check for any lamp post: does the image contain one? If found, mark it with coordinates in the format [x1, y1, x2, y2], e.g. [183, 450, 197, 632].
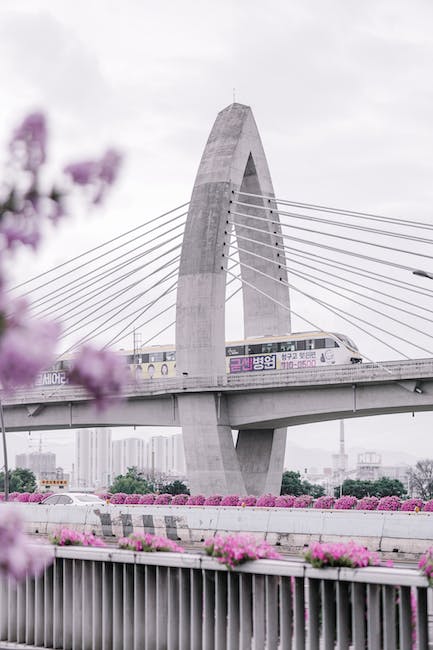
[0, 400, 9, 501]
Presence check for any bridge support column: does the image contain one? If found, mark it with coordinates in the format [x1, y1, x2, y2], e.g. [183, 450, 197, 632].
[236, 428, 287, 495]
[177, 393, 246, 495]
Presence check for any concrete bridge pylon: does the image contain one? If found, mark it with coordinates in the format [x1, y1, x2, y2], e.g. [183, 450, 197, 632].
[176, 103, 291, 496]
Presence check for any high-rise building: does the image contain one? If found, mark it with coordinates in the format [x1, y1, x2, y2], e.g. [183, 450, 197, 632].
[168, 434, 185, 475]
[15, 451, 56, 478]
[75, 428, 112, 489]
[145, 434, 186, 477]
[146, 436, 169, 475]
[112, 438, 147, 477]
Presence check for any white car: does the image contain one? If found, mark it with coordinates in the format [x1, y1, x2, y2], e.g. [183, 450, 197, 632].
[41, 492, 105, 506]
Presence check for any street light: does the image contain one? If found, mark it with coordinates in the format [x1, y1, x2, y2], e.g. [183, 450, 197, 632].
[0, 400, 9, 501]
[413, 270, 433, 280]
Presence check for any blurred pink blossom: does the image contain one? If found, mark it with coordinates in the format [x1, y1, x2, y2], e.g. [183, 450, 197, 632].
[68, 345, 127, 410]
[0, 506, 52, 580]
[10, 112, 47, 172]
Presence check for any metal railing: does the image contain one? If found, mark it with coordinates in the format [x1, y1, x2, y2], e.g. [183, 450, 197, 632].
[0, 547, 431, 649]
[4, 357, 433, 407]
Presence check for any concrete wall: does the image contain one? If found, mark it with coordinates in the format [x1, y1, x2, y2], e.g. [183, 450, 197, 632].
[20, 504, 433, 557]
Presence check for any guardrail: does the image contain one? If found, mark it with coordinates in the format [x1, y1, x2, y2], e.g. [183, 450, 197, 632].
[4, 358, 433, 406]
[0, 547, 431, 649]
[19, 504, 433, 558]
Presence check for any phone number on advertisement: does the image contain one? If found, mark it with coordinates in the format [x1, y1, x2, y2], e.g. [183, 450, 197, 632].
[281, 359, 316, 369]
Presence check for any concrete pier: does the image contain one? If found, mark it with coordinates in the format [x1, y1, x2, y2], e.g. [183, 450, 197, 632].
[176, 103, 291, 495]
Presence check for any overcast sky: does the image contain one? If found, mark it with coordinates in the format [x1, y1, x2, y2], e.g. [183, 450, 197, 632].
[1, 0, 433, 472]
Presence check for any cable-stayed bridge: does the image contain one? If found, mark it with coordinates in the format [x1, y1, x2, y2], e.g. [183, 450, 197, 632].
[4, 103, 433, 495]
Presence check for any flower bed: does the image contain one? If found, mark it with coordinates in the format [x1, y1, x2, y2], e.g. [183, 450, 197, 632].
[304, 541, 380, 568]
[50, 528, 106, 547]
[204, 533, 280, 569]
[118, 532, 184, 553]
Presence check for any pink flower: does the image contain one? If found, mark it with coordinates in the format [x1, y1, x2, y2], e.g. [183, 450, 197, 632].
[377, 496, 401, 511]
[204, 533, 280, 569]
[293, 495, 313, 508]
[50, 527, 106, 548]
[154, 493, 172, 505]
[64, 148, 122, 205]
[68, 345, 128, 410]
[314, 496, 335, 509]
[275, 495, 295, 508]
[401, 498, 424, 512]
[419, 548, 433, 585]
[118, 532, 184, 553]
[124, 494, 140, 504]
[10, 112, 47, 172]
[356, 496, 379, 510]
[241, 495, 257, 507]
[186, 495, 206, 506]
[0, 506, 52, 581]
[220, 495, 240, 507]
[256, 494, 276, 508]
[139, 493, 155, 505]
[0, 297, 60, 391]
[110, 492, 127, 504]
[304, 540, 379, 569]
[204, 495, 223, 506]
[423, 500, 433, 512]
[334, 496, 357, 510]
[171, 494, 189, 505]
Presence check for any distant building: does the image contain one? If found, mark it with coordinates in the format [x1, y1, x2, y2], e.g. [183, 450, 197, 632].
[356, 451, 410, 491]
[146, 434, 186, 477]
[356, 452, 382, 481]
[15, 451, 56, 478]
[112, 438, 147, 477]
[75, 429, 112, 489]
[168, 434, 186, 475]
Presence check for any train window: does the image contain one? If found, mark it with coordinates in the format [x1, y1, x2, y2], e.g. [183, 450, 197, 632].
[165, 351, 176, 361]
[305, 340, 314, 350]
[141, 354, 150, 363]
[149, 352, 164, 362]
[325, 338, 339, 348]
[314, 338, 325, 349]
[246, 344, 262, 355]
[261, 342, 278, 354]
[279, 340, 296, 352]
[226, 345, 246, 356]
[296, 340, 306, 351]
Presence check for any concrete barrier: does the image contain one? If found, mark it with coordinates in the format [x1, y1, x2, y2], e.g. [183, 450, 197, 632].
[15, 504, 433, 557]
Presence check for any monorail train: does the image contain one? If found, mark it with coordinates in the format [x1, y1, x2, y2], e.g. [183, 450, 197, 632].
[34, 331, 361, 387]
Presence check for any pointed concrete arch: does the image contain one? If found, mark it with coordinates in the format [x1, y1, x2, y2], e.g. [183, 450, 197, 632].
[176, 103, 291, 495]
